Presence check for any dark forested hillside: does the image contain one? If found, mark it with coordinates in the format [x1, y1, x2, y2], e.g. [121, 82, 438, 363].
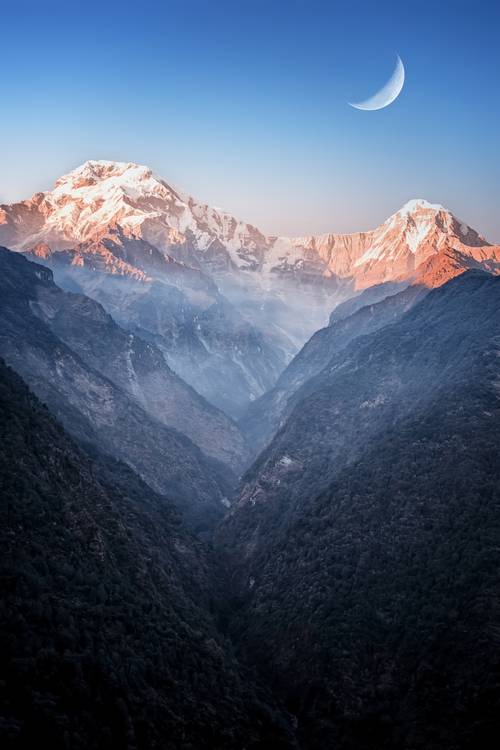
[220, 270, 500, 748]
[230, 272, 500, 547]
[3, 243, 500, 750]
[224, 381, 500, 749]
[0, 360, 294, 749]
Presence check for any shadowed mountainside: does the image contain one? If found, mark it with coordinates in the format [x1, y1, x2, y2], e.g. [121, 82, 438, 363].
[219, 270, 500, 749]
[0, 359, 295, 749]
[242, 245, 499, 455]
[0, 247, 239, 533]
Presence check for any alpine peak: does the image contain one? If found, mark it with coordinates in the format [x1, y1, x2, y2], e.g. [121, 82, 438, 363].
[0, 160, 499, 291]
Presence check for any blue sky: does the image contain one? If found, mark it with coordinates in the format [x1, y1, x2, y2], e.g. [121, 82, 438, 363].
[1, 0, 499, 239]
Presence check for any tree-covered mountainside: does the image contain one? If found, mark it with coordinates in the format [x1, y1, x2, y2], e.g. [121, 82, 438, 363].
[3, 240, 500, 750]
[229, 272, 500, 547]
[0, 247, 238, 533]
[0, 359, 294, 749]
[223, 379, 500, 749]
[220, 271, 500, 749]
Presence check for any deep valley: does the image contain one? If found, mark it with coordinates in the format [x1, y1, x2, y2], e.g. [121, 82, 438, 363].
[1, 160, 500, 749]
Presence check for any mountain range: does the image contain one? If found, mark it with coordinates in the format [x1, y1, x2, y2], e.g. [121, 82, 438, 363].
[2, 160, 499, 421]
[2, 161, 499, 288]
[0, 248, 244, 533]
[241, 240, 498, 451]
[2, 159, 500, 749]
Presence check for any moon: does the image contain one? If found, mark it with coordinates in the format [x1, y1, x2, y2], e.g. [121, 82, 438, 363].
[349, 55, 405, 111]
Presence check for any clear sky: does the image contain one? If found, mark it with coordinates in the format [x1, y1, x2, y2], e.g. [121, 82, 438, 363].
[1, 0, 499, 240]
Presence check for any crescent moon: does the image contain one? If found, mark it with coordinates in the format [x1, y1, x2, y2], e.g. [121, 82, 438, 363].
[349, 55, 405, 111]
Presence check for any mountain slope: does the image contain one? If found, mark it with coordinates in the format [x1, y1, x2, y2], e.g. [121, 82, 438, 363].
[16, 248, 249, 471]
[242, 244, 499, 452]
[3, 161, 499, 364]
[223, 270, 500, 564]
[55, 269, 287, 420]
[241, 283, 428, 452]
[2, 163, 499, 288]
[0, 359, 295, 749]
[223, 373, 500, 749]
[0, 247, 237, 532]
[276, 198, 500, 289]
[219, 270, 500, 748]
[328, 280, 409, 325]
[25, 242, 288, 420]
[0, 160, 269, 269]
[28, 230, 219, 292]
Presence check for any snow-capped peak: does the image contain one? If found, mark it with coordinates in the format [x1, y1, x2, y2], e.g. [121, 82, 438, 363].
[0, 160, 269, 266]
[52, 159, 176, 201]
[1, 159, 498, 292]
[396, 198, 446, 217]
[56, 159, 156, 183]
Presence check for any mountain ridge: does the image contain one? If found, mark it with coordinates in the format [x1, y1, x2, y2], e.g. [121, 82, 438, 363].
[241, 243, 498, 452]
[0, 357, 295, 748]
[228, 270, 500, 527]
[2, 160, 499, 291]
[218, 269, 500, 747]
[0, 246, 241, 532]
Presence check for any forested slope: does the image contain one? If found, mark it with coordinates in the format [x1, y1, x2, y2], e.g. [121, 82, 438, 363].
[220, 271, 500, 749]
[0, 360, 294, 749]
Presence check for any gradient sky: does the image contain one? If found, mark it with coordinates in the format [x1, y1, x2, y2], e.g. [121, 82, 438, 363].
[1, 0, 499, 239]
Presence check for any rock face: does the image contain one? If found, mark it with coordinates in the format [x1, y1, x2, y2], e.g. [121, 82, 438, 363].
[284, 199, 500, 288]
[0, 359, 295, 749]
[219, 270, 500, 749]
[0, 247, 241, 533]
[29, 232, 217, 288]
[0, 160, 270, 265]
